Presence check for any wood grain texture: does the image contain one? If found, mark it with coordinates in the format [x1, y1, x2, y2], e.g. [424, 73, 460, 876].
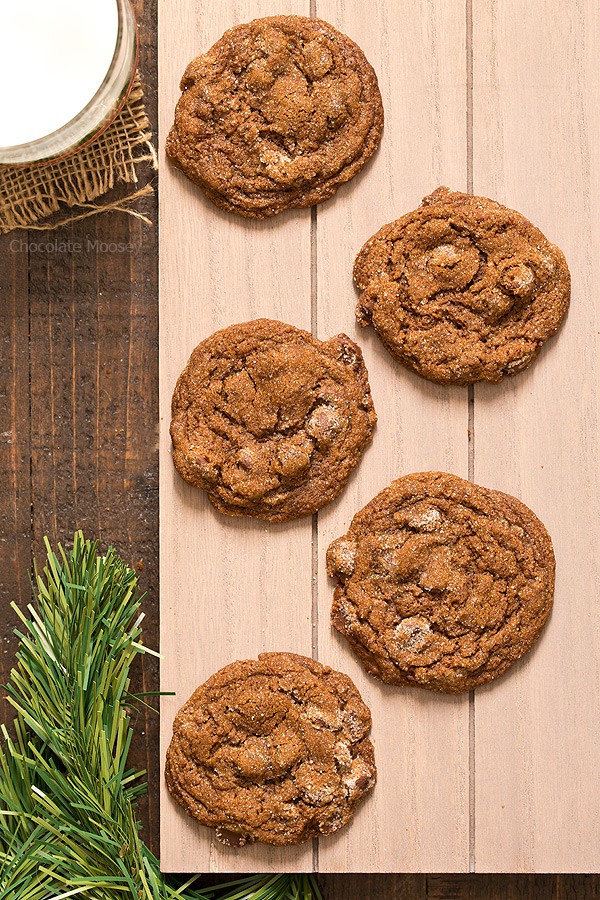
[158, 0, 600, 876]
[158, 0, 315, 874]
[471, 0, 600, 873]
[314, 0, 470, 874]
[0, 236, 32, 731]
[428, 874, 556, 900]
[0, 218, 161, 850]
[158, 0, 472, 873]
[321, 874, 427, 899]
[26, 206, 160, 848]
[0, 0, 160, 852]
[428, 874, 600, 900]
[25, 0, 160, 849]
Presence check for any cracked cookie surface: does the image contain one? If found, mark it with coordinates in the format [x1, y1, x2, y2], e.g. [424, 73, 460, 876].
[355, 187, 570, 383]
[170, 319, 376, 522]
[166, 15, 384, 217]
[327, 472, 555, 692]
[165, 652, 376, 846]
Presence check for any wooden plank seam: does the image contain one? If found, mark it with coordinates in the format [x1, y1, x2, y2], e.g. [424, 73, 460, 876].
[466, 0, 475, 876]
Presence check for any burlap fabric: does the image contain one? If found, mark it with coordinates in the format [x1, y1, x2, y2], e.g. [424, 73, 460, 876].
[0, 75, 157, 235]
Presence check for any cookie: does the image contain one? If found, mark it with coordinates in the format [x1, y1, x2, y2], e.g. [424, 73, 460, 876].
[327, 472, 555, 692]
[166, 16, 384, 217]
[355, 187, 570, 383]
[165, 652, 376, 846]
[170, 319, 376, 522]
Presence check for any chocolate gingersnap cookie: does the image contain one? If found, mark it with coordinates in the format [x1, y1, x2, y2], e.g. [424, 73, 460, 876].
[166, 16, 384, 217]
[170, 319, 376, 522]
[165, 652, 376, 846]
[355, 187, 570, 383]
[327, 472, 555, 692]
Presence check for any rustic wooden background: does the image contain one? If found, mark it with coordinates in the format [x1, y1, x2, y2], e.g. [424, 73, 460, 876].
[1, 0, 599, 894]
[159, 0, 600, 879]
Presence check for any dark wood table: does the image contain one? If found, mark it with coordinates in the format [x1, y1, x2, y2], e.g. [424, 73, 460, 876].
[0, 2, 597, 896]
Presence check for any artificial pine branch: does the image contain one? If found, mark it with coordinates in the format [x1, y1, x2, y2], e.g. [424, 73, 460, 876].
[0, 533, 322, 900]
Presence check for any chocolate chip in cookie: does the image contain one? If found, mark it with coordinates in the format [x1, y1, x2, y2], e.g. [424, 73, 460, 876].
[354, 187, 570, 383]
[327, 472, 555, 692]
[166, 16, 384, 217]
[165, 652, 376, 846]
[170, 319, 376, 521]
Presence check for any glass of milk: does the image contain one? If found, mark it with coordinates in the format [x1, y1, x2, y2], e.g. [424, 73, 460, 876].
[0, 0, 138, 165]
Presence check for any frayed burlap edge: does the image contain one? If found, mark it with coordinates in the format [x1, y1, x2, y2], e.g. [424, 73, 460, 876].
[0, 74, 157, 235]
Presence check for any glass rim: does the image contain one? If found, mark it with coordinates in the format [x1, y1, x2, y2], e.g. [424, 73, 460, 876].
[0, 0, 138, 167]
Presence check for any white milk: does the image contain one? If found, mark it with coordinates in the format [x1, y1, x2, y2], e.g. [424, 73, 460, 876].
[0, 0, 119, 147]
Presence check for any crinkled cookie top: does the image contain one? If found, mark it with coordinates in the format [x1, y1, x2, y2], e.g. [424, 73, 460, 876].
[170, 319, 376, 522]
[167, 15, 384, 217]
[328, 471, 555, 692]
[165, 652, 376, 846]
[355, 188, 570, 383]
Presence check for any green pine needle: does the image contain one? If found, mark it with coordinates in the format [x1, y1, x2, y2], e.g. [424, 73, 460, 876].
[0, 533, 322, 900]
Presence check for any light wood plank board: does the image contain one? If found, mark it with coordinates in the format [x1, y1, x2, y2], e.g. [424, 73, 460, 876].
[158, 0, 314, 874]
[314, 0, 470, 874]
[472, 0, 600, 872]
[159, 0, 599, 873]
